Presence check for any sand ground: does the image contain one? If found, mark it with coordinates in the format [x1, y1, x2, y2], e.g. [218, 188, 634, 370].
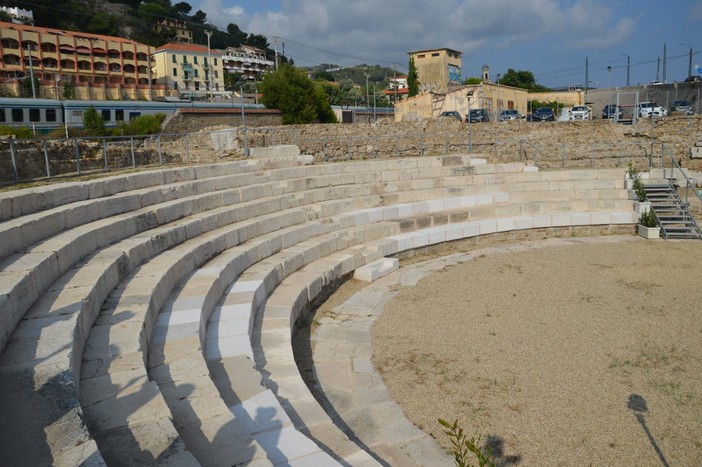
[369, 237, 702, 466]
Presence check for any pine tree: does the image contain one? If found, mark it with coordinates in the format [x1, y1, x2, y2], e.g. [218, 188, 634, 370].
[407, 56, 420, 97]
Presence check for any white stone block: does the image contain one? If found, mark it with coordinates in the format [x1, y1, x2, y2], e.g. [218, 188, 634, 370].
[476, 194, 493, 205]
[206, 334, 253, 360]
[523, 165, 539, 173]
[412, 232, 430, 248]
[532, 214, 552, 228]
[426, 199, 445, 213]
[469, 158, 487, 165]
[392, 233, 414, 252]
[514, 216, 534, 230]
[354, 257, 399, 282]
[443, 197, 461, 210]
[255, 426, 325, 465]
[570, 212, 591, 225]
[478, 220, 497, 235]
[590, 212, 612, 224]
[381, 206, 399, 220]
[396, 204, 414, 217]
[496, 218, 515, 232]
[458, 196, 477, 208]
[427, 228, 446, 245]
[612, 211, 636, 223]
[445, 224, 464, 241]
[551, 213, 572, 226]
[493, 192, 510, 203]
[462, 222, 480, 237]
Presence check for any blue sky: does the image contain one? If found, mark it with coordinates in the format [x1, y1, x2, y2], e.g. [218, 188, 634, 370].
[193, 0, 702, 88]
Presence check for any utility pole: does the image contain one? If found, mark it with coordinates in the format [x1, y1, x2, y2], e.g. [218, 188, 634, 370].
[205, 30, 212, 102]
[621, 54, 630, 87]
[584, 57, 589, 94]
[662, 43, 667, 83]
[271, 36, 280, 70]
[680, 43, 693, 78]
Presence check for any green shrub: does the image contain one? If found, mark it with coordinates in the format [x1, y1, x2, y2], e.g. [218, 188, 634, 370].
[0, 126, 34, 139]
[438, 419, 495, 467]
[639, 209, 657, 227]
[633, 177, 647, 202]
[112, 113, 165, 136]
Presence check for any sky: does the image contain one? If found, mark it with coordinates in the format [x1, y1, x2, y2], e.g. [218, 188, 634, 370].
[192, 0, 702, 89]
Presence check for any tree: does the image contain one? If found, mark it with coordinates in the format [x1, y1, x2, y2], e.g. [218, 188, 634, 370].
[259, 64, 337, 124]
[246, 33, 269, 50]
[500, 68, 551, 92]
[192, 9, 207, 23]
[173, 2, 192, 16]
[407, 56, 420, 97]
[226, 23, 248, 46]
[464, 77, 482, 85]
[83, 106, 105, 135]
[314, 70, 335, 82]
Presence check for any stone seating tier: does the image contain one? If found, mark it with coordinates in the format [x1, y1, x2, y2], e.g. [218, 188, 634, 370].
[0, 154, 636, 466]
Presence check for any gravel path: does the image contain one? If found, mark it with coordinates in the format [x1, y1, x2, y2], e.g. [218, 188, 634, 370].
[370, 236, 702, 466]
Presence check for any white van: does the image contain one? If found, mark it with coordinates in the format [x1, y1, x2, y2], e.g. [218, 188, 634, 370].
[636, 102, 667, 118]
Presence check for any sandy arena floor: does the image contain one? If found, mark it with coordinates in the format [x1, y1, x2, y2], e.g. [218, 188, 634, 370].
[370, 238, 702, 466]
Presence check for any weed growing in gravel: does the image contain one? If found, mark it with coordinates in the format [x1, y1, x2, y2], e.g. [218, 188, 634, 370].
[438, 418, 495, 467]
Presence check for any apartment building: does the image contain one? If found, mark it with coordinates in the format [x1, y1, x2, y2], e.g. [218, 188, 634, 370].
[151, 42, 225, 98]
[408, 48, 463, 93]
[221, 45, 274, 80]
[0, 21, 169, 100]
[154, 18, 193, 43]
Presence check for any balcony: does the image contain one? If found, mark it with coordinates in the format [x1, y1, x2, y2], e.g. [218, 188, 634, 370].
[181, 63, 193, 73]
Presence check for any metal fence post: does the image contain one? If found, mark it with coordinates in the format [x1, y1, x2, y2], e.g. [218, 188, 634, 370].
[185, 134, 190, 163]
[157, 135, 163, 165]
[130, 137, 136, 168]
[322, 139, 327, 161]
[9, 139, 19, 183]
[43, 141, 51, 178]
[102, 138, 108, 171]
[74, 138, 81, 174]
[347, 136, 351, 160]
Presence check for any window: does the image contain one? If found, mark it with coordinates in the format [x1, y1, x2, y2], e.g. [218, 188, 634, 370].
[204, 58, 208, 67]
[417, 54, 425, 58]
[171, 54, 176, 63]
[432, 53, 440, 57]
[101, 109, 111, 121]
[182, 55, 187, 63]
[0, 109, 5, 122]
[46, 109, 56, 122]
[12, 108, 24, 122]
[214, 58, 217, 66]
[194, 69, 199, 77]
[129, 112, 140, 121]
[29, 109, 40, 122]
[115, 109, 124, 121]
[194, 56, 198, 64]
[173, 68, 177, 76]
[214, 71, 218, 78]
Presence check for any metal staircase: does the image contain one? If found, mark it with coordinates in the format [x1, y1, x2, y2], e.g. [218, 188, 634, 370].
[643, 182, 702, 239]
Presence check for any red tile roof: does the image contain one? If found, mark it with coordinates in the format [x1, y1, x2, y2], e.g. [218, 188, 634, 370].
[156, 42, 216, 54]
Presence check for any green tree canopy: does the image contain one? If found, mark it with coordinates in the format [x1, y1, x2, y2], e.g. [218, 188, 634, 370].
[464, 77, 482, 85]
[407, 56, 420, 97]
[499, 69, 551, 92]
[259, 64, 337, 124]
[82, 106, 106, 135]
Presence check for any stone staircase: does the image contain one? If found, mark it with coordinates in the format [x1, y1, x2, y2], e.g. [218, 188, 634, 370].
[0, 150, 639, 466]
[643, 182, 702, 239]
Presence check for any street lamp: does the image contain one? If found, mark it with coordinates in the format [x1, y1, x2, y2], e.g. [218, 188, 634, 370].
[364, 73, 370, 121]
[607, 66, 612, 121]
[679, 43, 693, 79]
[467, 90, 474, 151]
[237, 80, 249, 158]
[621, 53, 630, 87]
[205, 30, 212, 102]
[495, 73, 501, 122]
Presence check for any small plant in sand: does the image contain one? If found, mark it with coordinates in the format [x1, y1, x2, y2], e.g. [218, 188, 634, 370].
[627, 161, 640, 180]
[438, 418, 495, 467]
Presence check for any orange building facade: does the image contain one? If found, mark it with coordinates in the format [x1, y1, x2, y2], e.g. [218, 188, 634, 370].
[0, 21, 173, 100]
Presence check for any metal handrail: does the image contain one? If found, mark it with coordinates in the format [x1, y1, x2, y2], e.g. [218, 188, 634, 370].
[659, 143, 702, 208]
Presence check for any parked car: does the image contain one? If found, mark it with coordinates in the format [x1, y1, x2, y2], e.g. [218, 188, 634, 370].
[439, 110, 462, 121]
[532, 107, 555, 121]
[569, 106, 590, 120]
[670, 100, 693, 115]
[498, 109, 521, 121]
[467, 108, 490, 122]
[602, 104, 623, 119]
[684, 75, 702, 82]
[636, 101, 667, 118]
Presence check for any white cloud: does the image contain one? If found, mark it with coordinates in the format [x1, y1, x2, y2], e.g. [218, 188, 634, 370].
[195, 0, 640, 69]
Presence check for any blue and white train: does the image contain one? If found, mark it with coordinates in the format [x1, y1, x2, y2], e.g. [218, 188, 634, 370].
[0, 97, 266, 133]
